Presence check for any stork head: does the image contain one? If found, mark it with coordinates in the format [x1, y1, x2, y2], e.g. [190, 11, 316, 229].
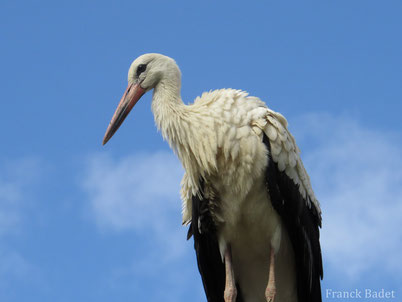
[102, 53, 181, 145]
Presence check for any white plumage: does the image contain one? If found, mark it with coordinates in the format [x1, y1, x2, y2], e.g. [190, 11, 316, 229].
[174, 89, 321, 225]
[103, 53, 323, 302]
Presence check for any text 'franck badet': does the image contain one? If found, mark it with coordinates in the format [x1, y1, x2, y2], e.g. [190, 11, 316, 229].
[326, 289, 396, 299]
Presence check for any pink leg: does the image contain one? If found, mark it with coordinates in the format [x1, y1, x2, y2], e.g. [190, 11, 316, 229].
[265, 248, 276, 302]
[224, 247, 237, 302]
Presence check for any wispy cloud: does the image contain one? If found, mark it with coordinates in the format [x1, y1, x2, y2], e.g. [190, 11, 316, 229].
[293, 113, 402, 280]
[83, 151, 183, 233]
[82, 151, 205, 301]
[84, 151, 188, 257]
[0, 181, 21, 236]
[0, 157, 41, 236]
[0, 157, 42, 298]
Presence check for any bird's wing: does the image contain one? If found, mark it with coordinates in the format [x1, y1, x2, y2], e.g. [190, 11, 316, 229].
[261, 110, 321, 215]
[187, 180, 226, 302]
[254, 109, 323, 302]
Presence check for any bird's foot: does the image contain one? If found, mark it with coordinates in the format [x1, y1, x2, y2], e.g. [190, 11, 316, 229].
[224, 247, 237, 302]
[265, 247, 276, 302]
[265, 285, 276, 302]
[224, 286, 237, 302]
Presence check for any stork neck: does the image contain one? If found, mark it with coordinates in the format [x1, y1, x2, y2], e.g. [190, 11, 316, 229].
[153, 77, 182, 102]
[151, 79, 186, 142]
[151, 80, 216, 185]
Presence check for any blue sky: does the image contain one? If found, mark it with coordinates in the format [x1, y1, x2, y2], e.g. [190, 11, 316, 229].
[1, 0, 401, 301]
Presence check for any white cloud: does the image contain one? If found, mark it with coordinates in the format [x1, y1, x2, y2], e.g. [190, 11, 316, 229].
[0, 158, 42, 296]
[82, 151, 203, 301]
[0, 182, 21, 235]
[83, 152, 182, 226]
[0, 249, 34, 280]
[293, 113, 402, 279]
[0, 158, 41, 236]
[83, 151, 189, 257]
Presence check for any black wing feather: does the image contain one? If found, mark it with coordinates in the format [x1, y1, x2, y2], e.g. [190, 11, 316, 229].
[188, 180, 244, 302]
[189, 181, 225, 302]
[263, 134, 323, 302]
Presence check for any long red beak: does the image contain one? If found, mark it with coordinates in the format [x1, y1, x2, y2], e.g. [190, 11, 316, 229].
[102, 82, 145, 145]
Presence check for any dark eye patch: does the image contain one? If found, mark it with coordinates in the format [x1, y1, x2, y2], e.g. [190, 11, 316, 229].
[136, 64, 147, 77]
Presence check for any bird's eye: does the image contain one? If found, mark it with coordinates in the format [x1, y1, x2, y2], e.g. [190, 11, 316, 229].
[136, 64, 147, 77]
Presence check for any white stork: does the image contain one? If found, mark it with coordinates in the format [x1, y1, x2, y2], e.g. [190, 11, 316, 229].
[103, 53, 323, 302]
